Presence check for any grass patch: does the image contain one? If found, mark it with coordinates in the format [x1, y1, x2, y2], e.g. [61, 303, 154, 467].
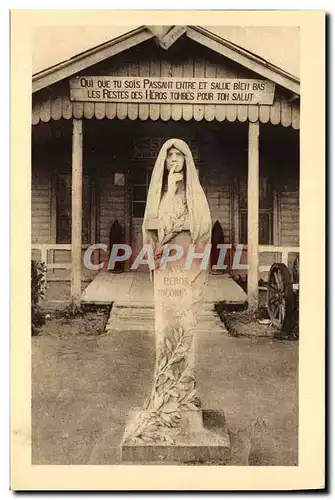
[33, 304, 112, 338]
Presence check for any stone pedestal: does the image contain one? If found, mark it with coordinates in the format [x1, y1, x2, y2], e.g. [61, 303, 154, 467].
[121, 408, 230, 464]
[120, 229, 230, 464]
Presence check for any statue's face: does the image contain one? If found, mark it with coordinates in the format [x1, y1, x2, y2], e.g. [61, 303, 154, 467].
[165, 147, 185, 173]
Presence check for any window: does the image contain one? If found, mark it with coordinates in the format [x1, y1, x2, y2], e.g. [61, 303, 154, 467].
[56, 173, 91, 243]
[239, 175, 273, 245]
[132, 167, 152, 218]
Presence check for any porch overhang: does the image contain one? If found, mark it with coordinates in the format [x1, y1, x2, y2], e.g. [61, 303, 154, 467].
[32, 25, 300, 129]
[32, 25, 300, 96]
[32, 95, 300, 129]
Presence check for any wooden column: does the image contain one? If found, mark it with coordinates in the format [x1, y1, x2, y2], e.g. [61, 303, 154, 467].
[232, 176, 240, 273]
[273, 182, 280, 246]
[71, 118, 83, 306]
[124, 170, 132, 272]
[50, 170, 57, 273]
[247, 121, 260, 311]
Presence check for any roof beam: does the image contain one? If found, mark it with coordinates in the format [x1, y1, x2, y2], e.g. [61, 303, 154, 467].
[32, 25, 300, 97]
[32, 27, 154, 93]
[147, 25, 187, 49]
[186, 26, 300, 95]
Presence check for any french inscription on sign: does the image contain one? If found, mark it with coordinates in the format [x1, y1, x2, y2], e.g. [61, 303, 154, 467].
[70, 76, 275, 105]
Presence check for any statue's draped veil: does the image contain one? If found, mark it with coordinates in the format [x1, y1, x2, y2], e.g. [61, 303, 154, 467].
[142, 138, 212, 247]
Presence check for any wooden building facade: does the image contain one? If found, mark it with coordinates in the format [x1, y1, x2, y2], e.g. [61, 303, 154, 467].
[31, 26, 300, 309]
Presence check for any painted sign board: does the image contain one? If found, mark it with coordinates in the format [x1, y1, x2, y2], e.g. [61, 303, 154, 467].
[70, 76, 275, 105]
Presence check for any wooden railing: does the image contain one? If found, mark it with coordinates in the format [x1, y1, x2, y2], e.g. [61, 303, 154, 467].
[258, 245, 299, 274]
[32, 243, 299, 285]
[31, 244, 91, 282]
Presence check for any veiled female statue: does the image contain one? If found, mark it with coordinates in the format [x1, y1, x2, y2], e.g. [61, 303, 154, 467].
[142, 138, 212, 256]
[124, 139, 212, 448]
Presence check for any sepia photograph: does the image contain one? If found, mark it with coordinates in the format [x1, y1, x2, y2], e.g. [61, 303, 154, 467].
[11, 10, 325, 490]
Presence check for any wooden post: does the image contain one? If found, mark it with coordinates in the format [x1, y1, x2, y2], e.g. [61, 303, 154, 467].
[50, 170, 57, 274]
[247, 121, 260, 311]
[232, 176, 240, 274]
[124, 170, 132, 272]
[71, 118, 83, 306]
[273, 182, 279, 246]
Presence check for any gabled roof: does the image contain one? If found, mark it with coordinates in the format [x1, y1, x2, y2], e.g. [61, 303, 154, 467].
[32, 25, 300, 96]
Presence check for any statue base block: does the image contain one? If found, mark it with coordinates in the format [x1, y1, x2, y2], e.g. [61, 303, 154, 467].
[121, 408, 231, 464]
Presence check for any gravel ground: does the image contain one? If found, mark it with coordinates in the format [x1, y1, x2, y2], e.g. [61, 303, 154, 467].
[32, 308, 298, 465]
